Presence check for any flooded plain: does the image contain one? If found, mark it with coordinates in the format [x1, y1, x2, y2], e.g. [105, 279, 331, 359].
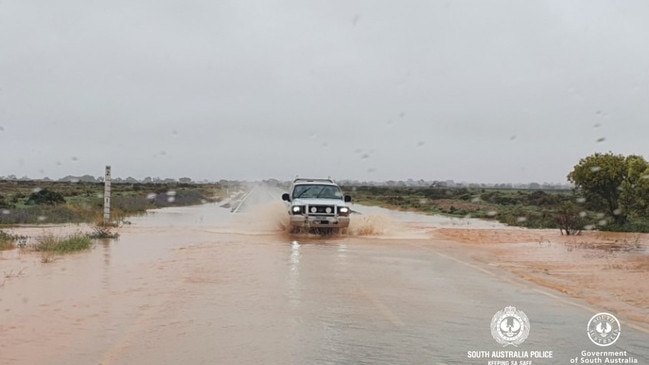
[1, 190, 648, 364]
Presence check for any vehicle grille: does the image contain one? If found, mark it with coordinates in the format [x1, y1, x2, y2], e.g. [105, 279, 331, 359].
[306, 205, 336, 216]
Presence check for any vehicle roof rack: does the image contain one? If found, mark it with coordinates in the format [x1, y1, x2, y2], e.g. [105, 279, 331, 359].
[293, 177, 335, 184]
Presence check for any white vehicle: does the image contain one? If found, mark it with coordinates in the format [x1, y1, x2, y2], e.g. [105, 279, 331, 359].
[282, 178, 352, 234]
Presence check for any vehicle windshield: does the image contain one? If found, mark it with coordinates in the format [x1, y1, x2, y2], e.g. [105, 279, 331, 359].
[293, 184, 343, 200]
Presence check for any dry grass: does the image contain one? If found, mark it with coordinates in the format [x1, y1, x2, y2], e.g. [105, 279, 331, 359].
[0, 230, 16, 250]
[33, 232, 93, 253]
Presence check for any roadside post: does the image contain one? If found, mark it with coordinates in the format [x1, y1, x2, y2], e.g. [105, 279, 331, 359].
[104, 165, 111, 224]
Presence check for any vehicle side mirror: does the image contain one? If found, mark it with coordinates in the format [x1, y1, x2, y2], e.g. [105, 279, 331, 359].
[282, 193, 290, 202]
[344, 195, 352, 202]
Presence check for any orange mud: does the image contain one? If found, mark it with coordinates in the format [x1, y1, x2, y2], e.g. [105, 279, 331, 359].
[434, 227, 649, 327]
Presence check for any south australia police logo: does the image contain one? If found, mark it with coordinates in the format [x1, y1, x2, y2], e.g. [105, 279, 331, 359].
[587, 312, 621, 346]
[491, 306, 530, 347]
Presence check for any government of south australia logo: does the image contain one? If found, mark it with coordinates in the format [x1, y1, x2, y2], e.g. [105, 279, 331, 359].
[587, 312, 621, 347]
[491, 306, 530, 347]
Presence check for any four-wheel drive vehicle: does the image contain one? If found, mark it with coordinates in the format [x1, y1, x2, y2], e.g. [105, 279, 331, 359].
[282, 178, 352, 233]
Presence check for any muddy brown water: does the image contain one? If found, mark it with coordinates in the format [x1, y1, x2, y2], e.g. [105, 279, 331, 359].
[1, 198, 648, 364]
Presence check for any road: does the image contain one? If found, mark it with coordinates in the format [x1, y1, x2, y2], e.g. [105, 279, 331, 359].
[0, 184, 647, 364]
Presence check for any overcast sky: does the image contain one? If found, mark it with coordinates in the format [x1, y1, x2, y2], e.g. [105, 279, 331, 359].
[1, 1, 648, 183]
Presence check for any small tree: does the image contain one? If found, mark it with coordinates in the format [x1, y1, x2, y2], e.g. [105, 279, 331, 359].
[567, 152, 649, 225]
[555, 202, 585, 235]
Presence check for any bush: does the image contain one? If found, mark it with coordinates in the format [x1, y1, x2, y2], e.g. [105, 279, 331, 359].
[26, 189, 66, 205]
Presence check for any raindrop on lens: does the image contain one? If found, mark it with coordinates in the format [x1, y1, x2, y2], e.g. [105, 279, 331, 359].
[1, 209, 10, 215]
[579, 211, 587, 217]
[147, 193, 157, 200]
[37, 216, 47, 222]
[576, 197, 586, 203]
[585, 225, 595, 230]
[596, 137, 606, 143]
[487, 211, 498, 217]
[517, 217, 527, 222]
[590, 166, 601, 172]
[598, 219, 607, 226]
[613, 209, 622, 215]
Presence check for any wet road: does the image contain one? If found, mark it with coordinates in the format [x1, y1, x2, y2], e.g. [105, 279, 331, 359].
[0, 186, 647, 364]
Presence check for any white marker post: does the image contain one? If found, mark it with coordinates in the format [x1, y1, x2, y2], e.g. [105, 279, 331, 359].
[104, 165, 111, 224]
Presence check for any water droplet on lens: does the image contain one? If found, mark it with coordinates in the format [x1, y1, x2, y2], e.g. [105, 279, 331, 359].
[37, 216, 47, 222]
[509, 135, 516, 141]
[584, 225, 595, 230]
[417, 141, 425, 147]
[596, 137, 606, 143]
[596, 213, 605, 219]
[516, 217, 527, 223]
[598, 219, 607, 226]
[1, 209, 10, 215]
[613, 209, 622, 215]
[361, 154, 369, 160]
[576, 197, 586, 203]
[590, 166, 601, 172]
[147, 193, 157, 200]
[71, 156, 78, 161]
[167, 190, 176, 196]
[167, 196, 175, 203]
[33, 187, 42, 193]
[579, 211, 587, 217]
[487, 211, 498, 217]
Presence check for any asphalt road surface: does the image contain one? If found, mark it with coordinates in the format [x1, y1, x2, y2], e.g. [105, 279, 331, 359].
[0, 185, 647, 364]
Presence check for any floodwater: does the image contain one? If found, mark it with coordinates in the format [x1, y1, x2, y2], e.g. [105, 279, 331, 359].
[1, 187, 648, 364]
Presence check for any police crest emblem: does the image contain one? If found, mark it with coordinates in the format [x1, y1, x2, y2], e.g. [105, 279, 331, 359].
[491, 306, 530, 347]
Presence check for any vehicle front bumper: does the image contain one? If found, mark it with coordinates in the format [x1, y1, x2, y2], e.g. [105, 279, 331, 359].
[289, 215, 350, 229]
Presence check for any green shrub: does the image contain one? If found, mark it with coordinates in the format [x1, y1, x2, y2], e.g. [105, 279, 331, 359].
[26, 189, 66, 205]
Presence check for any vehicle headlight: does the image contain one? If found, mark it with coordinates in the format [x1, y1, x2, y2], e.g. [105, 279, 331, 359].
[310, 206, 317, 213]
[325, 207, 332, 214]
[338, 207, 349, 216]
[292, 206, 303, 214]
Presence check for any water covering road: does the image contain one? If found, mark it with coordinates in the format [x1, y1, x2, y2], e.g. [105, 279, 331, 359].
[0, 185, 647, 364]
